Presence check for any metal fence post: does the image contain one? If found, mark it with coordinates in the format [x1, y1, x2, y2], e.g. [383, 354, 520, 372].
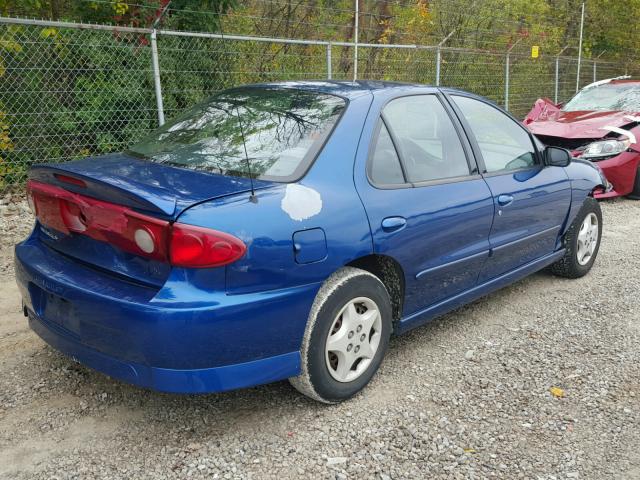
[554, 46, 568, 104]
[593, 51, 606, 84]
[435, 46, 441, 86]
[576, 2, 585, 92]
[353, 0, 359, 81]
[150, 29, 165, 126]
[435, 31, 454, 87]
[327, 42, 332, 79]
[554, 56, 560, 104]
[505, 53, 510, 110]
[504, 38, 523, 111]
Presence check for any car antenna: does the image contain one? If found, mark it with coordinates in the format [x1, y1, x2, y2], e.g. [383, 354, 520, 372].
[234, 104, 258, 204]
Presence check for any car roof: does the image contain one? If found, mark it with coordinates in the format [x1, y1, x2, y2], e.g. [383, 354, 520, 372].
[580, 77, 639, 91]
[242, 80, 433, 99]
[609, 79, 640, 85]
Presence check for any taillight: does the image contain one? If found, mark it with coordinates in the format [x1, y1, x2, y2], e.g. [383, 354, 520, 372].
[27, 179, 246, 268]
[54, 173, 87, 188]
[170, 223, 247, 268]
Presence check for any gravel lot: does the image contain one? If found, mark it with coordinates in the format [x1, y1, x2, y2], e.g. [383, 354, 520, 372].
[1, 194, 639, 480]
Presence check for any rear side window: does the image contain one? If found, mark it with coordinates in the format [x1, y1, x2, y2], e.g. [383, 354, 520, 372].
[382, 95, 470, 183]
[370, 123, 405, 185]
[128, 87, 346, 182]
[452, 95, 536, 173]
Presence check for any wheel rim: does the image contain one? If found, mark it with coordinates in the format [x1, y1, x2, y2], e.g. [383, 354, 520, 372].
[576, 212, 599, 266]
[325, 297, 382, 383]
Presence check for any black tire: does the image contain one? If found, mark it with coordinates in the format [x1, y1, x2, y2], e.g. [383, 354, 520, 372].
[549, 197, 602, 278]
[627, 166, 640, 200]
[289, 267, 392, 403]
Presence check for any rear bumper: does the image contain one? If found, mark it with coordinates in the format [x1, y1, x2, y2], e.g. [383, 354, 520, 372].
[28, 308, 300, 393]
[15, 237, 319, 393]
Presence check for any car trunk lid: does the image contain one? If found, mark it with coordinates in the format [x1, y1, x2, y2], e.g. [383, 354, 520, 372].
[27, 152, 274, 287]
[30, 152, 273, 219]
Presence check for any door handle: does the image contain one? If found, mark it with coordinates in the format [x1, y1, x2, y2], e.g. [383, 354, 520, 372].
[381, 216, 407, 232]
[497, 194, 514, 206]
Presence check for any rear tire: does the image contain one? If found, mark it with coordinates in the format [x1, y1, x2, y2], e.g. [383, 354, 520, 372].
[549, 197, 602, 278]
[289, 267, 392, 403]
[627, 166, 640, 200]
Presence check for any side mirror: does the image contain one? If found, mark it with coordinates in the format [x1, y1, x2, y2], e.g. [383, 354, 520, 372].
[544, 146, 571, 167]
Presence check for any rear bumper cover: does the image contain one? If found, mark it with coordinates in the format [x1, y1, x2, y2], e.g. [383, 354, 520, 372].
[28, 308, 300, 393]
[15, 238, 319, 393]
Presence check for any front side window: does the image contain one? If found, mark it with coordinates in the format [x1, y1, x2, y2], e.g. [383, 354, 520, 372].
[452, 95, 536, 173]
[382, 95, 470, 183]
[128, 87, 346, 181]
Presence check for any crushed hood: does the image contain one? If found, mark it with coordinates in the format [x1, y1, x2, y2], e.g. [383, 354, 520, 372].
[524, 98, 640, 139]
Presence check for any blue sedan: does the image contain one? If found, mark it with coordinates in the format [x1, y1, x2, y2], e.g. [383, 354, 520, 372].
[15, 81, 605, 403]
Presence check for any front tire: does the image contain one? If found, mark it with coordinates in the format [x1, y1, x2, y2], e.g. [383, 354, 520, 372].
[549, 197, 602, 278]
[289, 267, 392, 403]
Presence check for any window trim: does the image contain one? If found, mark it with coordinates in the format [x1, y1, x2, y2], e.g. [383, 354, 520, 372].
[366, 118, 412, 190]
[366, 93, 480, 190]
[444, 92, 544, 176]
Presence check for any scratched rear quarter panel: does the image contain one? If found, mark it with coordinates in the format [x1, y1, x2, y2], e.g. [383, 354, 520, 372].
[175, 93, 375, 295]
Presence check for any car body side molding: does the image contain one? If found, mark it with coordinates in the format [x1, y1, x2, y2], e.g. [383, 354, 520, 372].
[490, 225, 561, 254]
[415, 250, 488, 280]
[397, 248, 565, 334]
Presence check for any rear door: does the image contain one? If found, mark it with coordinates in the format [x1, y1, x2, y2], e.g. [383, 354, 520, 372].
[448, 93, 572, 282]
[355, 92, 494, 318]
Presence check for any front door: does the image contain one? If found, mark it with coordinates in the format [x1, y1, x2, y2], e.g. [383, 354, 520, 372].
[448, 94, 572, 282]
[356, 93, 495, 317]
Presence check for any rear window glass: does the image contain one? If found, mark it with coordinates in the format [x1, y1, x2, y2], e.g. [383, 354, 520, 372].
[128, 87, 346, 182]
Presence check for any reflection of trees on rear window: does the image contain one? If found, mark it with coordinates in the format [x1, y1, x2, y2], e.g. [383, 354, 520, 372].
[563, 84, 640, 112]
[128, 88, 345, 181]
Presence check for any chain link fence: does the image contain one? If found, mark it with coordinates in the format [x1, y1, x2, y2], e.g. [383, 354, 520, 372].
[0, 16, 635, 192]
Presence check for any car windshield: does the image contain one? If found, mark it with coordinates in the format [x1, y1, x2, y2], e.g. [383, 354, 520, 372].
[128, 87, 346, 181]
[563, 82, 640, 112]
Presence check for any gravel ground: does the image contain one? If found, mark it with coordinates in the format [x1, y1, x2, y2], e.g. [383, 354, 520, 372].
[1, 195, 639, 480]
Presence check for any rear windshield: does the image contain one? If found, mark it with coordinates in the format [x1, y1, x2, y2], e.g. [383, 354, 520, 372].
[563, 82, 640, 112]
[128, 87, 346, 181]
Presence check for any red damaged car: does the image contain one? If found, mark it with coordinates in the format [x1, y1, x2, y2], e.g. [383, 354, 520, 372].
[525, 77, 640, 199]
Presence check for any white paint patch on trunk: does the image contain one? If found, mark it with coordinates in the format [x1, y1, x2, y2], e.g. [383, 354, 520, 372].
[281, 184, 322, 221]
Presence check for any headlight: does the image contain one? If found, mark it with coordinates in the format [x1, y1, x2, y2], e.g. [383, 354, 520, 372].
[580, 138, 630, 159]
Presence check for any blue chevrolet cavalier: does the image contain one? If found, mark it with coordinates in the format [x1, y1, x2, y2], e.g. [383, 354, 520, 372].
[15, 81, 605, 403]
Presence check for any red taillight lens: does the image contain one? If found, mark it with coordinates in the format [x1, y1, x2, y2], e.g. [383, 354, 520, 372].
[27, 179, 246, 269]
[28, 179, 170, 261]
[170, 223, 246, 268]
[54, 173, 87, 188]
